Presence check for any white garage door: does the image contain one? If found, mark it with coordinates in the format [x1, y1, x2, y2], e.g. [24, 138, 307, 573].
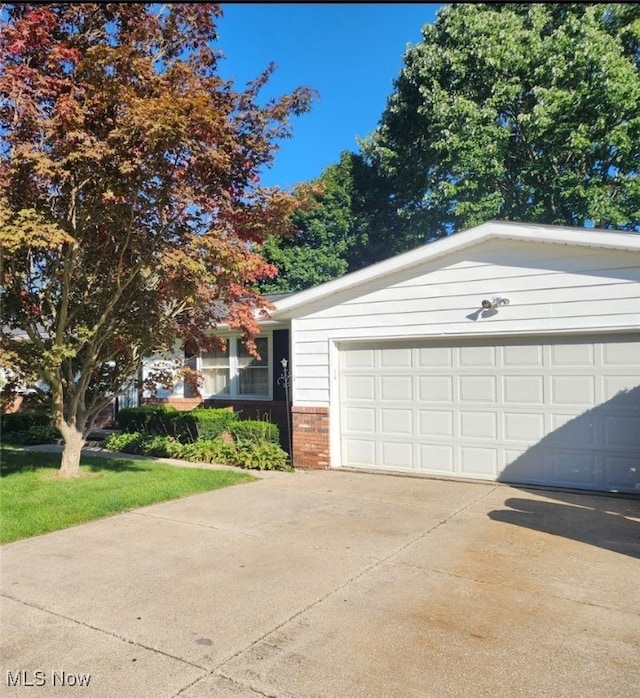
[338, 335, 640, 493]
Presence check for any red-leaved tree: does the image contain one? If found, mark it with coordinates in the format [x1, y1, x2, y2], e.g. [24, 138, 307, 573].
[0, 3, 314, 475]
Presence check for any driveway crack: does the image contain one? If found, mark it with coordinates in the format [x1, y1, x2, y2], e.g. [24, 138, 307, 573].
[209, 486, 500, 676]
[2, 592, 208, 672]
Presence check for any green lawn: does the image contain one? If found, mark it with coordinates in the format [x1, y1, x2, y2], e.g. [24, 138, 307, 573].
[0, 447, 256, 544]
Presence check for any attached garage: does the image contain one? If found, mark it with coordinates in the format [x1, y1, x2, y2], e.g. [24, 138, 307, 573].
[338, 335, 640, 492]
[270, 221, 640, 494]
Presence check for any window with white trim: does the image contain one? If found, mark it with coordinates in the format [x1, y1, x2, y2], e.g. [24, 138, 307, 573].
[200, 335, 271, 399]
[201, 344, 230, 396]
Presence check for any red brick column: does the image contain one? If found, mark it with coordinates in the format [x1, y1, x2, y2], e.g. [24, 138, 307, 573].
[291, 406, 330, 469]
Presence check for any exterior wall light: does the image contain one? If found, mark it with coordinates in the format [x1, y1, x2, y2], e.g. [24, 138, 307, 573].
[481, 296, 510, 309]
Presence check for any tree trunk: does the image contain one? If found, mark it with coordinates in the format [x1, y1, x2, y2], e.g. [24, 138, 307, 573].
[59, 426, 86, 478]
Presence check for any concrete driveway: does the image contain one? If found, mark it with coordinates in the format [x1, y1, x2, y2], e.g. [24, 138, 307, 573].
[1, 466, 639, 698]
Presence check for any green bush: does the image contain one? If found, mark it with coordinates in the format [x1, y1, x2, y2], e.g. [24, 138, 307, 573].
[116, 406, 188, 439]
[1, 411, 51, 434]
[2, 425, 60, 445]
[105, 424, 291, 472]
[228, 419, 279, 444]
[105, 431, 147, 454]
[140, 435, 174, 458]
[179, 439, 237, 465]
[184, 408, 238, 441]
[233, 441, 291, 471]
[105, 432, 183, 458]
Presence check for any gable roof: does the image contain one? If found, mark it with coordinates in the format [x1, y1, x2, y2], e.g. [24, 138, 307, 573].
[271, 220, 640, 319]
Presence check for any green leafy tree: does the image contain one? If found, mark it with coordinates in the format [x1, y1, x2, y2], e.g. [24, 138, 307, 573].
[259, 151, 404, 292]
[364, 3, 640, 239]
[258, 153, 356, 293]
[0, 3, 313, 476]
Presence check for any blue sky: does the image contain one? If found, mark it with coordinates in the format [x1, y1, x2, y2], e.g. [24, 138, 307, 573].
[216, 3, 442, 190]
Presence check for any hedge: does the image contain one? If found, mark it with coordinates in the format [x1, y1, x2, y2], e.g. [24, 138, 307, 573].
[2, 425, 60, 445]
[116, 405, 187, 438]
[1, 411, 52, 434]
[116, 405, 240, 443]
[184, 408, 238, 441]
[228, 420, 280, 444]
[104, 432, 291, 471]
[116, 406, 280, 446]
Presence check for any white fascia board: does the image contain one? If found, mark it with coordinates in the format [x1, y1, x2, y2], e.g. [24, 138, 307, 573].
[270, 220, 640, 319]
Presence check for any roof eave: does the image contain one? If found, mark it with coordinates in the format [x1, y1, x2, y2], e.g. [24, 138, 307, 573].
[270, 221, 640, 319]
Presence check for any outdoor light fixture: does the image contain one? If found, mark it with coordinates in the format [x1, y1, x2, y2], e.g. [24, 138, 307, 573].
[481, 296, 510, 309]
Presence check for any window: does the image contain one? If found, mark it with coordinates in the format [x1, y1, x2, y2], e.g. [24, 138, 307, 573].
[200, 335, 271, 399]
[201, 344, 230, 395]
[238, 337, 269, 396]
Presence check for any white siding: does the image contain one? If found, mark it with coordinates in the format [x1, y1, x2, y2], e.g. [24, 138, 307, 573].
[291, 241, 640, 407]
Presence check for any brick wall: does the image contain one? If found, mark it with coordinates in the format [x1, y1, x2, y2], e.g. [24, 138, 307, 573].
[143, 398, 202, 411]
[292, 406, 330, 470]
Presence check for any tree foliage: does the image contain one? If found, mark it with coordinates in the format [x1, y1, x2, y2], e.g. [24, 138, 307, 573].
[364, 2, 640, 238]
[258, 153, 354, 293]
[0, 3, 314, 475]
[258, 151, 403, 293]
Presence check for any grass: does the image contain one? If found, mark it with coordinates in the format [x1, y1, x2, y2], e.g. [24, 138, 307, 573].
[0, 446, 256, 544]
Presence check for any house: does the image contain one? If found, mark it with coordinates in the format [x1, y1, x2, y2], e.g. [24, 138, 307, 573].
[145, 220, 640, 494]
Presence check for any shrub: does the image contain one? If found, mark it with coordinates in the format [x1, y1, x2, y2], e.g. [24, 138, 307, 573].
[233, 441, 291, 471]
[2, 425, 60, 445]
[105, 431, 147, 454]
[140, 435, 174, 458]
[228, 419, 280, 444]
[105, 429, 292, 472]
[184, 408, 238, 441]
[179, 439, 237, 465]
[1, 411, 51, 434]
[117, 406, 188, 439]
[105, 432, 184, 458]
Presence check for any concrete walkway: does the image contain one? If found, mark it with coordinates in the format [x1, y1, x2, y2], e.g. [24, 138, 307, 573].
[1, 454, 639, 697]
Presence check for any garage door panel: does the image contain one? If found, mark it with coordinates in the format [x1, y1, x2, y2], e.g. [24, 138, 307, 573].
[418, 376, 453, 401]
[504, 413, 545, 442]
[343, 349, 375, 369]
[502, 449, 546, 483]
[381, 441, 413, 469]
[380, 375, 412, 401]
[551, 376, 595, 406]
[418, 444, 455, 472]
[604, 457, 640, 490]
[603, 342, 640, 365]
[604, 416, 640, 448]
[417, 346, 452, 367]
[550, 413, 597, 448]
[503, 344, 543, 367]
[459, 345, 495, 366]
[503, 376, 544, 404]
[460, 411, 497, 439]
[339, 335, 640, 493]
[343, 438, 376, 467]
[419, 410, 454, 437]
[380, 347, 412, 367]
[460, 447, 497, 476]
[343, 375, 375, 400]
[551, 343, 595, 366]
[551, 453, 599, 487]
[459, 376, 496, 402]
[603, 377, 640, 404]
[343, 407, 376, 433]
[381, 408, 413, 435]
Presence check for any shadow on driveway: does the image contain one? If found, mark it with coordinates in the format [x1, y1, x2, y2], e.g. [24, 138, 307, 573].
[488, 490, 640, 559]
